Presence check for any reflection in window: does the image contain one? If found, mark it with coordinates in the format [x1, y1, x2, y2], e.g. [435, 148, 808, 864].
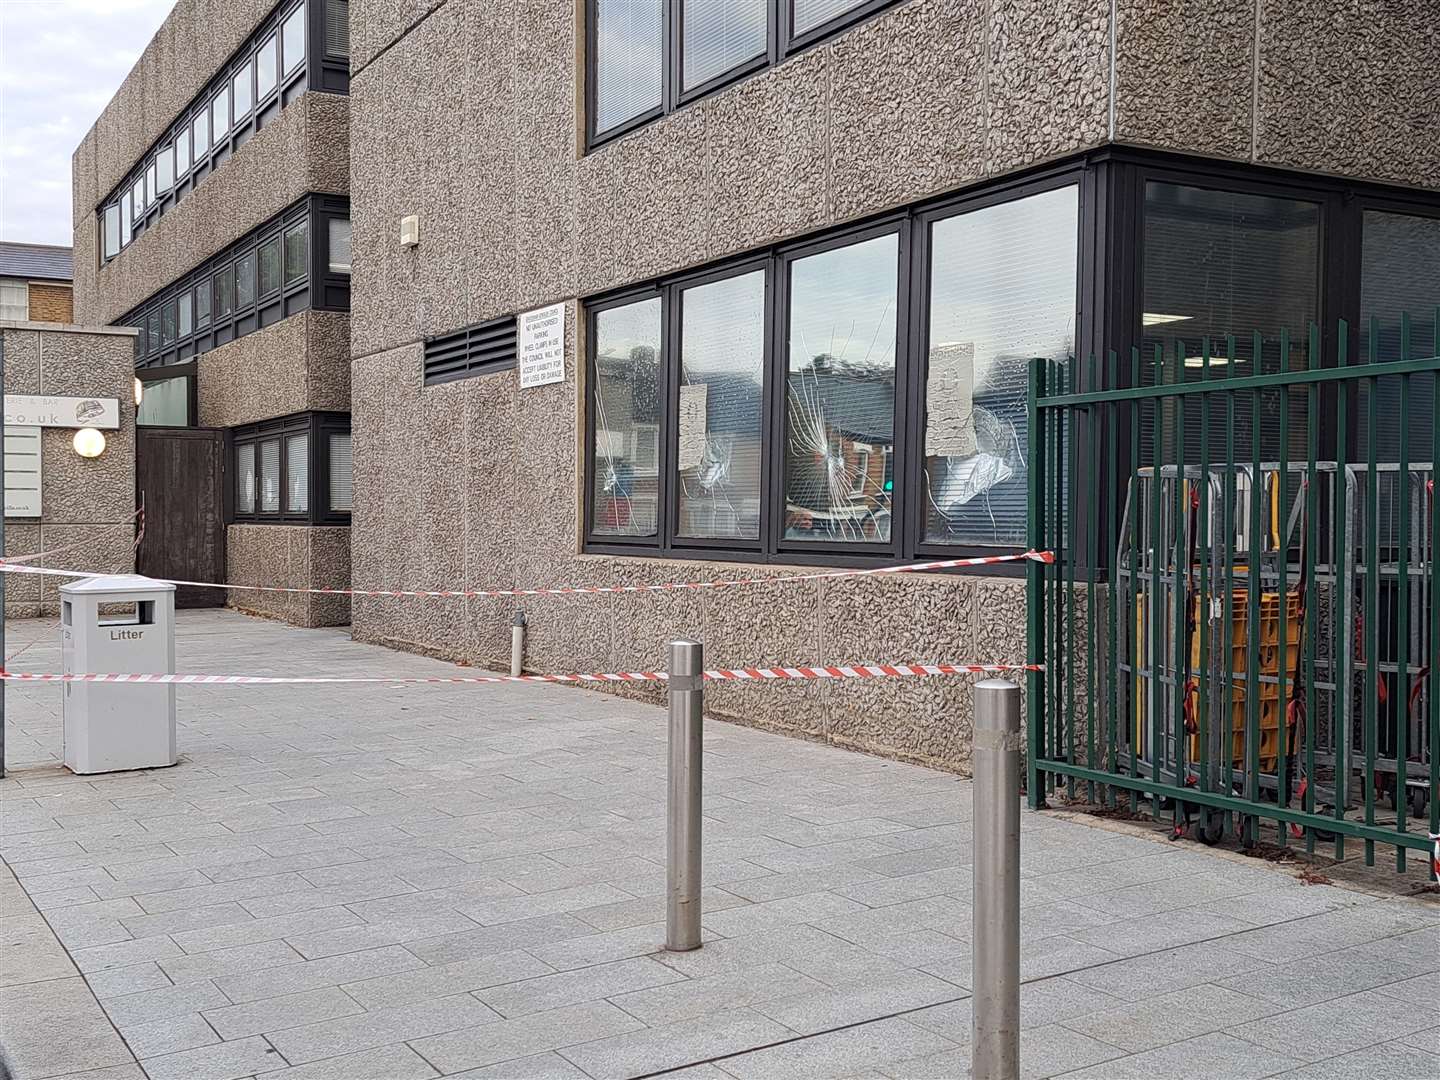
[214, 267, 234, 317]
[285, 221, 308, 284]
[594, 0, 663, 135]
[327, 218, 352, 274]
[260, 439, 281, 512]
[0, 281, 26, 321]
[677, 270, 764, 539]
[236, 253, 256, 308]
[1142, 183, 1320, 462]
[1358, 210, 1439, 465]
[175, 130, 190, 175]
[192, 110, 210, 156]
[591, 298, 662, 537]
[237, 443, 256, 513]
[683, 0, 765, 90]
[785, 234, 897, 543]
[259, 237, 282, 295]
[213, 86, 231, 138]
[792, 0, 864, 36]
[195, 281, 211, 327]
[283, 6, 306, 75]
[103, 205, 120, 259]
[132, 179, 145, 220]
[120, 198, 131, 247]
[145, 162, 157, 205]
[161, 300, 177, 345]
[257, 34, 278, 99]
[286, 433, 309, 511]
[156, 146, 173, 194]
[924, 186, 1077, 546]
[178, 292, 193, 336]
[232, 61, 254, 119]
[329, 432, 354, 511]
[137, 375, 190, 426]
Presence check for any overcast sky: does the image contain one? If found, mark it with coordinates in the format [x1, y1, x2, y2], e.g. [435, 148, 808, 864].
[1, 0, 176, 248]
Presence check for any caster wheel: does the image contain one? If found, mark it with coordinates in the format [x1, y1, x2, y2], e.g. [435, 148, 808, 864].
[1408, 787, 1428, 820]
[1197, 811, 1225, 846]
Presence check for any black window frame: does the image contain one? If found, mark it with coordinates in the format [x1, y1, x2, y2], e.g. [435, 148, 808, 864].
[123, 195, 349, 370]
[229, 411, 352, 526]
[583, 162, 1091, 570]
[96, 0, 344, 266]
[586, 0, 903, 149]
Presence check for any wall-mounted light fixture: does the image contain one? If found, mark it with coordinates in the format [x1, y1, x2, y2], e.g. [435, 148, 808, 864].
[134, 377, 144, 406]
[73, 428, 107, 458]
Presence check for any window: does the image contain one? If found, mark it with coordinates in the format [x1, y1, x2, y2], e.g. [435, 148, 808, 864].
[257, 34, 278, 99]
[232, 61, 254, 120]
[592, 0, 663, 136]
[326, 0, 350, 57]
[136, 368, 192, 427]
[132, 179, 145, 220]
[120, 197, 132, 247]
[235, 252, 256, 309]
[259, 236, 282, 295]
[175, 129, 190, 175]
[194, 281, 211, 327]
[212, 86, 231, 138]
[590, 297, 662, 537]
[259, 439, 281, 512]
[784, 232, 897, 544]
[923, 186, 1078, 546]
[329, 432, 353, 511]
[156, 145, 173, 195]
[284, 220, 308, 284]
[192, 109, 210, 157]
[161, 299, 177, 345]
[676, 269, 765, 539]
[104, 205, 121, 259]
[286, 433, 309, 511]
[237, 443, 256, 513]
[145, 162, 157, 205]
[327, 218, 352, 274]
[214, 266, 234, 317]
[0, 281, 28, 321]
[683, 0, 766, 91]
[283, 5, 305, 75]
[147, 310, 161, 350]
[178, 291, 193, 336]
[589, 0, 898, 144]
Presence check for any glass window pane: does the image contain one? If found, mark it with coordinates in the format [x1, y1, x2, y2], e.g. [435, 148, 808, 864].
[284, 221, 308, 283]
[103, 204, 120, 258]
[137, 375, 190, 426]
[192, 109, 210, 155]
[327, 217, 351, 274]
[147, 311, 161, 354]
[792, 0, 863, 36]
[194, 281, 211, 326]
[161, 300, 177, 345]
[235, 252, 256, 308]
[237, 443, 255, 513]
[174, 128, 190, 174]
[119, 196, 131, 247]
[924, 186, 1078, 546]
[214, 267, 234, 317]
[1358, 210, 1439, 466]
[156, 145, 173, 194]
[212, 86, 230, 138]
[676, 270, 764, 539]
[178, 291, 193, 336]
[259, 237, 282, 295]
[257, 34, 278, 98]
[682, 0, 765, 90]
[329, 432, 353, 511]
[591, 297, 662, 537]
[283, 6, 306, 75]
[286, 433, 309, 512]
[784, 234, 897, 543]
[594, 0, 662, 135]
[260, 439, 281, 512]
[145, 162, 156, 205]
[326, 0, 350, 57]
[132, 179, 145, 219]
[232, 61, 253, 119]
[1142, 183, 1320, 462]
[0, 282, 27, 321]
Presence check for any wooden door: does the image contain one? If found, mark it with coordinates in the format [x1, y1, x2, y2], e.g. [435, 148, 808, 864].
[136, 428, 226, 608]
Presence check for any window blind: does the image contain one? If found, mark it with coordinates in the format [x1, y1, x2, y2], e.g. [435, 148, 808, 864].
[286, 434, 309, 512]
[329, 433, 354, 512]
[260, 439, 280, 512]
[683, 0, 765, 89]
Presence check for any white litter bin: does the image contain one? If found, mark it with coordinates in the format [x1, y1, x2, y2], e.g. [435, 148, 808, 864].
[60, 575, 177, 774]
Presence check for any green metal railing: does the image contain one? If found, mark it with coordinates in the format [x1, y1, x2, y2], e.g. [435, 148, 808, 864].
[1026, 315, 1439, 875]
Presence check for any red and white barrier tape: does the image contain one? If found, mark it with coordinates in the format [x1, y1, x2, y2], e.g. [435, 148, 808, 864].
[0, 549, 1054, 600]
[0, 661, 1041, 687]
[0, 511, 144, 566]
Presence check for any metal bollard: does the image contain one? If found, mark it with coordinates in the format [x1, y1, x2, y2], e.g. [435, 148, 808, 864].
[510, 611, 527, 677]
[665, 640, 704, 951]
[972, 679, 1021, 1080]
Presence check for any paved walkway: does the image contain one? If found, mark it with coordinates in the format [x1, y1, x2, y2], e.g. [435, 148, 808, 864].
[1, 610, 1436, 1080]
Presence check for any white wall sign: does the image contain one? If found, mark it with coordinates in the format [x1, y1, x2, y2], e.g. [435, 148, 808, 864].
[518, 303, 566, 389]
[5, 395, 120, 430]
[4, 425, 42, 517]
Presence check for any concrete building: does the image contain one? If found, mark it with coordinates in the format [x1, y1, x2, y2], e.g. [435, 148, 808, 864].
[72, 0, 352, 627]
[344, 0, 1439, 772]
[0, 243, 74, 324]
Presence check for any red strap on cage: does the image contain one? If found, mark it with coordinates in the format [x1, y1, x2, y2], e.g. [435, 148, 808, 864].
[1288, 775, 1309, 838]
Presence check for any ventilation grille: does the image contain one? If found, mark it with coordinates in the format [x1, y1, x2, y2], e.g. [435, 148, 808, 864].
[326, 0, 350, 58]
[424, 314, 519, 385]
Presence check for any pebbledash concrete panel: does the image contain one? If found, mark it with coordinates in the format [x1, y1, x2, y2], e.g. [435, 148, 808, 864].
[77, 93, 351, 327]
[227, 523, 351, 627]
[195, 310, 351, 429]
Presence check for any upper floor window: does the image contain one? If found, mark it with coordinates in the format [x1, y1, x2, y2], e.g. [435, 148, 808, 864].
[587, 0, 898, 145]
[0, 280, 29, 321]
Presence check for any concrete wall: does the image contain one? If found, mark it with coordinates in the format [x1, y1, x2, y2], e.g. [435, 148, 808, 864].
[195, 310, 350, 428]
[1, 323, 139, 618]
[227, 524, 351, 627]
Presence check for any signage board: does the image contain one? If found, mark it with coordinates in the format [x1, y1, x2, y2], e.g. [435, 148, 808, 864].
[4, 425, 42, 517]
[4, 395, 120, 430]
[518, 304, 566, 389]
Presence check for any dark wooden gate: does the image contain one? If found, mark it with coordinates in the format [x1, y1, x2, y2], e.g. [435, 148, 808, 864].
[136, 427, 226, 608]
